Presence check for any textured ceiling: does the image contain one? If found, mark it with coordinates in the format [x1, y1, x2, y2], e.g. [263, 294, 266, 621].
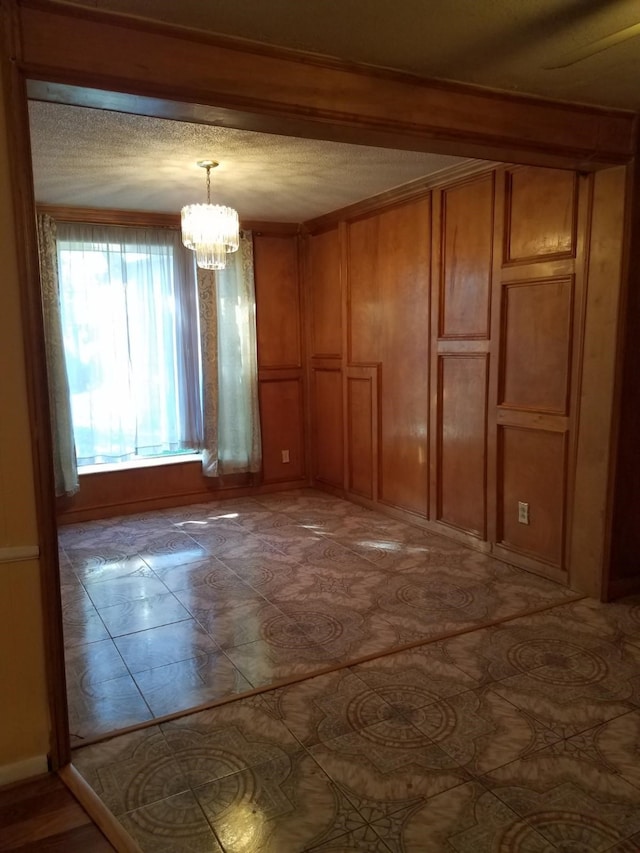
[62, 0, 640, 110]
[28, 102, 466, 221]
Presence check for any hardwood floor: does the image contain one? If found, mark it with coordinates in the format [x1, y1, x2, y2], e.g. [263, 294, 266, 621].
[0, 773, 115, 851]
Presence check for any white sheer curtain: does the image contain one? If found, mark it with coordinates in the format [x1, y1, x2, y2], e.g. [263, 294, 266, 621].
[199, 231, 262, 476]
[56, 223, 202, 465]
[37, 214, 79, 495]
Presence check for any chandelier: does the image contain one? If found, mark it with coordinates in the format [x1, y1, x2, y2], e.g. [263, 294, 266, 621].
[181, 160, 239, 270]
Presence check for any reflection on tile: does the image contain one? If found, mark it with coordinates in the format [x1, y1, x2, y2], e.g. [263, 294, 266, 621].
[120, 790, 223, 853]
[218, 553, 304, 600]
[225, 638, 338, 688]
[133, 652, 251, 717]
[67, 674, 152, 743]
[84, 573, 170, 608]
[65, 638, 128, 688]
[98, 592, 191, 637]
[196, 752, 372, 853]
[114, 619, 219, 673]
[183, 597, 288, 651]
[62, 491, 640, 851]
[152, 555, 239, 593]
[62, 587, 109, 647]
[73, 555, 153, 585]
[138, 532, 208, 570]
[63, 488, 583, 743]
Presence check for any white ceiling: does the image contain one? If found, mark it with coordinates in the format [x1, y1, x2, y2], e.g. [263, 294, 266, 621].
[62, 0, 640, 110]
[28, 101, 466, 221]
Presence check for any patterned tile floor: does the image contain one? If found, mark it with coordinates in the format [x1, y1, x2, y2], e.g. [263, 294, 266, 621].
[59, 489, 578, 744]
[63, 491, 640, 850]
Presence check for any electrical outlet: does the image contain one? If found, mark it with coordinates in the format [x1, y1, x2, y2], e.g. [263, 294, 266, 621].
[281, 449, 290, 463]
[518, 501, 530, 525]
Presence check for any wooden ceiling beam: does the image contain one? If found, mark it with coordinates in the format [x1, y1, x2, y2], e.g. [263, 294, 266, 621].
[13, 0, 637, 170]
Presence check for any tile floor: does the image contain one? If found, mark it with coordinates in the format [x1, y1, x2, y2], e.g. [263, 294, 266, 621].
[72, 595, 640, 851]
[63, 490, 640, 850]
[59, 490, 578, 744]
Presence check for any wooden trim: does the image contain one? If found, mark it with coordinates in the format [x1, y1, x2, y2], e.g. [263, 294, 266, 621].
[57, 477, 306, 525]
[258, 367, 303, 381]
[604, 153, 640, 599]
[502, 169, 580, 266]
[497, 275, 575, 416]
[427, 519, 492, 552]
[310, 364, 343, 489]
[491, 543, 569, 584]
[435, 339, 491, 354]
[486, 168, 506, 546]
[16, 1, 636, 170]
[345, 365, 379, 501]
[298, 233, 313, 485]
[305, 160, 496, 234]
[496, 409, 569, 432]
[0, 545, 39, 563]
[59, 765, 142, 853]
[563, 173, 592, 586]
[339, 220, 349, 492]
[37, 204, 299, 235]
[495, 425, 570, 572]
[0, 2, 70, 770]
[244, 220, 300, 235]
[0, 755, 48, 786]
[428, 187, 440, 522]
[37, 204, 180, 228]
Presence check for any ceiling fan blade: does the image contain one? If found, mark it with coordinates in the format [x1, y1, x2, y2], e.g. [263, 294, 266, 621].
[544, 21, 640, 69]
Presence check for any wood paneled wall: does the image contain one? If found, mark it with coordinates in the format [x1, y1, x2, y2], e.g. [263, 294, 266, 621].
[347, 200, 431, 515]
[491, 167, 586, 580]
[305, 163, 626, 591]
[58, 227, 306, 523]
[307, 227, 344, 488]
[254, 232, 306, 485]
[430, 174, 493, 541]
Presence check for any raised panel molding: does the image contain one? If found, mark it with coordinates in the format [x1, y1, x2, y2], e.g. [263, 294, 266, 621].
[504, 167, 578, 264]
[312, 367, 344, 488]
[254, 234, 302, 369]
[259, 377, 305, 483]
[498, 425, 567, 568]
[346, 367, 378, 501]
[308, 229, 342, 358]
[499, 277, 574, 415]
[437, 354, 488, 538]
[439, 174, 494, 339]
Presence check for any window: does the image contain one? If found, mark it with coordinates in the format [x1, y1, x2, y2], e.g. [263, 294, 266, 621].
[56, 222, 203, 467]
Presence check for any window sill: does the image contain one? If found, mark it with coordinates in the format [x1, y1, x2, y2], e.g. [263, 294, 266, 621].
[78, 454, 202, 476]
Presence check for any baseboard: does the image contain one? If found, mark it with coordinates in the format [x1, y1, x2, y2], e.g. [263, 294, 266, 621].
[60, 764, 143, 853]
[0, 754, 48, 787]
